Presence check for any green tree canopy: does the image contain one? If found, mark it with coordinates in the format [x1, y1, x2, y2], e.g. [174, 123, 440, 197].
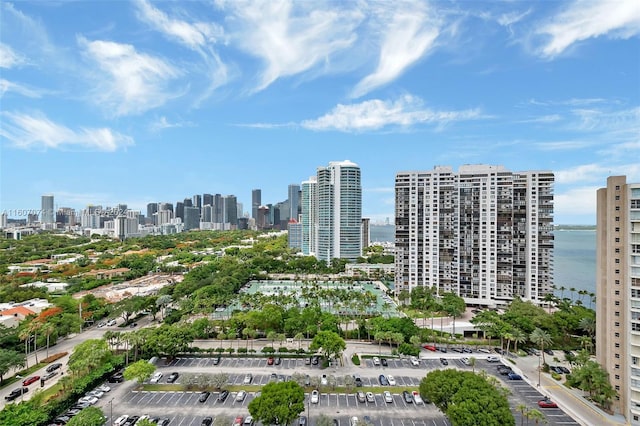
[68, 339, 112, 376]
[309, 330, 346, 361]
[66, 407, 105, 426]
[248, 381, 305, 426]
[123, 359, 156, 384]
[0, 348, 25, 384]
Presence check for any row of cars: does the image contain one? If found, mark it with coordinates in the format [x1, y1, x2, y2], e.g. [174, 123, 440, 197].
[200, 415, 254, 426]
[5, 363, 63, 402]
[354, 390, 426, 405]
[114, 415, 169, 426]
[496, 364, 523, 380]
[49, 384, 111, 425]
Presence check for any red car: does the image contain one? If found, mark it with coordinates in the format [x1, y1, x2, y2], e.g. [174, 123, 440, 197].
[233, 416, 244, 426]
[538, 398, 558, 408]
[423, 345, 437, 352]
[267, 357, 274, 365]
[22, 376, 40, 386]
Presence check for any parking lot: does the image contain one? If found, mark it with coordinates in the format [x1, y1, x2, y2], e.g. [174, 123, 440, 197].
[93, 355, 580, 426]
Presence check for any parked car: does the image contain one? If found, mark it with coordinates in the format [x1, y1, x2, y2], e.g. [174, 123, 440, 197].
[97, 384, 111, 392]
[423, 344, 437, 351]
[243, 416, 254, 425]
[275, 357, 282, 365]
[22, 376, 40, 386]
[43, 371, 58, 381]
[508, 372, 523, 380]
[78, 395, 98, 405]
[544, 349, 554, 356]
[233, 416, 244, 426]
[353, 375, 362, 387]
[378, 374, 389, 386]
[312, 356, 320, 365]
[156, 419, 170, 426]
[559, 366, 571, 374]
[213, 356, 221, 365]
[87, 390, 104, 399]
[201, 417, 213, 426]
[311, 390, 319, 404]
[461, 357, 470, 366]
[198, 391, 210, 403]
[387, 375, 396, 386]
[356, 391, 366, 403]
[487, 356, 500, 362]
[267, 357, 275, 365]
[381, 358, 388, 366]
[46, 363, 63, 373]
[412, 391, 424, 405]
[321, 374, 328, 385]
[383, 390, 393, 403]
[107, 319, 117, 326]
[109, 372, 124, 383]
[114, 415, 129, 426]
[410, 357, 420, 366]
[538, 398, 558, 408]
[402, 390, 413, 403]
[350, 417, 359, 426]
[129, 323, 138, 328]
[236, 390, 247, 402]
[305, 357, 311, 365]
[372, 357, 380, 366]
[243, 373, 252, 384]
[477, 348, 491, 354]
[150, 372, 163, 384]
[366, 392, 375, 403]
[167, 372, 179, 383]
[440, 358, 449, 366]
[218, 390, 229, 401]
[5, 387, 28, 401]
[298, 416, 307, 426]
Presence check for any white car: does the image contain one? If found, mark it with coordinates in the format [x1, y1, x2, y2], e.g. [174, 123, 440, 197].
[310, 390, 319, 404]
[350, 417, 359, 426]
[107, 319, 117, 326]
[461, 357, 470, 365]
[387, 375, 396, 386]
[78, 395, 98, 405]
[372, 357, 380, 366]
[96, 384, 111, 392]
[243, 374, 252, 384]
[412, 391, 424, 405]
[478, 348, 491, 354]
[243, 416, 254, 425]
[236, 390, 247, 402]
[321, 374, 328, 386]
[487, 355, 500, 362]
[114, 415, 129, 426]
[383, 391, 393, 403]
[150, 372, 163, 384]
[87, 390, 104, 399]
[410, 357, 420, 366]
[366, 392, 375, 403]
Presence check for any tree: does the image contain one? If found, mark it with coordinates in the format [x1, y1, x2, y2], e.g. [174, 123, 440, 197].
[441, 292, 466, 337]
[144, 324, 194, 360]
[309, 331, 346, 362]
[248, 381, 305, 426]
[124, 359, 156, 384]
[530, 328, 553, 365]
[68, 339, 112, 376]
[0, 348, 25, 384]
[211, 372, 230, 390]
[66, 407, 105, 426]
[526, 408, 547, 425]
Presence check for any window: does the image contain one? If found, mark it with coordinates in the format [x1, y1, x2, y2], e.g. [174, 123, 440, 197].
[616, 322, 620, 327]
[615, 290, 620, 296]
[616, 364, 620, 369]
[616, 333, 620, 337]
[616, 375, 620, 380]
[616, 238, 620, 243]
[616, 301, 621, 305]
[615, 343, 620, 348]
[616, 259, 620, 264]
[616, 354, 621, 359]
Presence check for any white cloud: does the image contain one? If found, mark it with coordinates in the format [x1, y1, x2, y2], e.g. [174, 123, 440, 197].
[222, 0, 362, 92]
[135, 0, 224, 50]
[149, 116, 194, 132]
[554, 186, 599, 224]
[571, 106, 640, 132]
[0, 111, 133, 151]
[134, 0, 228, 98]
[351, 3, 440, 98]
[78, 36, 179, 116]
[301, 95, 482, 132]
[555, 164, 610, 184]
[0, 79, 44, 98]
[536, 0, 640, 58]
[497, 9, 531, 28]
[535, 140, 592, 151]
[519, 114, 562, 124]
[0, 42, 25, 68]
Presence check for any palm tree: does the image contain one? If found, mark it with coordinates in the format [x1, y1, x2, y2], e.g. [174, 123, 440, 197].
[18, 328, 31, 369]
[569, 287, 577, 302]
[41, 323, 55, 359]
[516, 404, 528, 426]
[527, 408, 547, 425]
[558, 286, 566, 300]
[588, 292, 596, 309]
[530, 328, 553, 365]
[579, 317, 596, 338]
[542, 293, 555, 314]
[469, 356, 476, 373]
[512, 328, 527, 354]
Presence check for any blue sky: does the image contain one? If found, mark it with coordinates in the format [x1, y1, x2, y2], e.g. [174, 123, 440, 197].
[1, 0, 638, 225]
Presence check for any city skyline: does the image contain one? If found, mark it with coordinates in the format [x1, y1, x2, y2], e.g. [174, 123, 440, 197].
[1, 1, 639, 225]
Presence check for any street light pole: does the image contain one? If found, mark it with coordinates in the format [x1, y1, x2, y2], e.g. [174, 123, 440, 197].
[537, 354, 541, 387]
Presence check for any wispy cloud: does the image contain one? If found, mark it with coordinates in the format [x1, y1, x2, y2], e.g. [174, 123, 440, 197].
[78, 36, 180, 116]
[0, 42, 25, 68]
[555, 164, 611, 184]
[519, 114, 562, 124]
[134, 0, 228, 99]
[0, 79, 46, 98]
[351, 2, 440, 98]
[222, 0, 362, 92]
[497, 9, 531, 28]
[535, 140, 592, 151]
[301, 94, 483, 132]
[571, 106, 640, 132]
[535, 0, 640, 58]
[0, 111, 133, 151]
[554, 185, 599, 223]
[149, 116, 194, 132]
